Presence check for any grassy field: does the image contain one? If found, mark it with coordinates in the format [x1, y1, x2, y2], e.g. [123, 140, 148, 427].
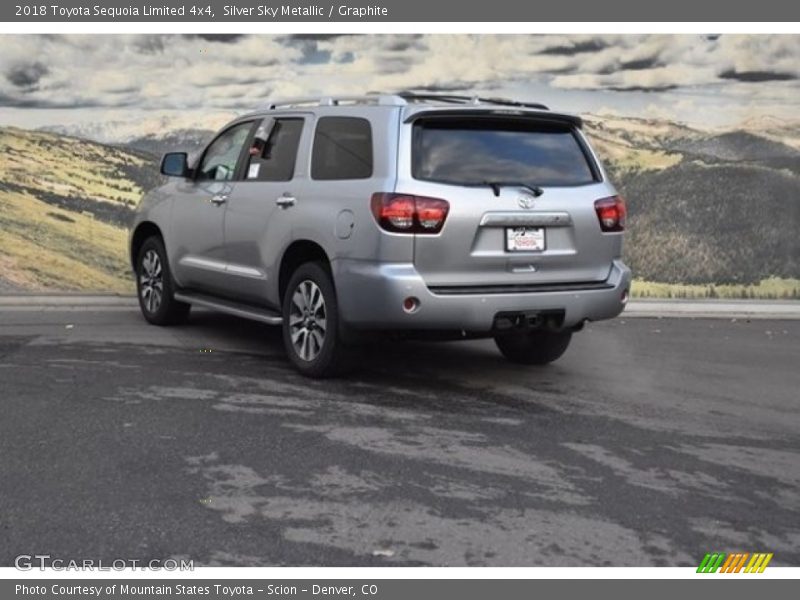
[1, 124, 798, 300]
[0, 127, 151, 293]
[0, 126, 151, 207]
[632, 277, 800, 300]
[0, 189, 133, 292]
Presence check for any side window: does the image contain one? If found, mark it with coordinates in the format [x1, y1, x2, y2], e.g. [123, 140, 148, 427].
[197, 121, 254, 181]
[246, 119, 304, 182]
[311, 117, 373, 180]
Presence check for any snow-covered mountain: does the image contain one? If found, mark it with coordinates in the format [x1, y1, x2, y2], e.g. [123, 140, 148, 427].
[39, 113, 232, 147]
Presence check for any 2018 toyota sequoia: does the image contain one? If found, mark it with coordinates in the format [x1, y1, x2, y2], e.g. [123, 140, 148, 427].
[129, 93, 632, 377]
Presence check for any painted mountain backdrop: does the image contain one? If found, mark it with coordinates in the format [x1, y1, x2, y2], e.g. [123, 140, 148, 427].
[0, 114, 799, 297]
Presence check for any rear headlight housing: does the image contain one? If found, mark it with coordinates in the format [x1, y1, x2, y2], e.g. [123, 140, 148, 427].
[371, 193, 450, 234]
[594, 195, 626, 232]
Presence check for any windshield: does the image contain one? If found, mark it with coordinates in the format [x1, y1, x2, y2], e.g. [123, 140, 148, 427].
[412, 117, 598, 187]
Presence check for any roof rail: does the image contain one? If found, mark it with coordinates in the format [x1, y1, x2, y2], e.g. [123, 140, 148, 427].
[395, 92, 549, 110]
[260, 93, 550, 111]
[265, 94, 406, 110]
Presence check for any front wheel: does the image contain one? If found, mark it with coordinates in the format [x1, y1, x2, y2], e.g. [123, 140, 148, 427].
[135, 236, 190, 326]
[494, 329, 572, 365]
[282, 262, 353, 378]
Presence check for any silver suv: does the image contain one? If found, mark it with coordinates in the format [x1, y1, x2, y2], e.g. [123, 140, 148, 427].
[130, 93, 631, 377]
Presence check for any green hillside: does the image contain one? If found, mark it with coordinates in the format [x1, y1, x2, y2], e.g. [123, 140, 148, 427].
[0, 120, 798, 299]
[0, 127, 157, 292]
[583, 117, 800, 298]
[617, 161, 800, 285]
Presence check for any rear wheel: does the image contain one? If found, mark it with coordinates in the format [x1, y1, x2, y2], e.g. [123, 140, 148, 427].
[494, 329, 572, 365]
[135, 236, 190, 326]
[282, 262, 353, 378]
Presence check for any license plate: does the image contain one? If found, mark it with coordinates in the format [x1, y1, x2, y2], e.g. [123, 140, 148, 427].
[506, 227, 545, 252]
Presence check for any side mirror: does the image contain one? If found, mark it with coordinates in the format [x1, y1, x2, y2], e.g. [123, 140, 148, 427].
[160, 152, 189, 177]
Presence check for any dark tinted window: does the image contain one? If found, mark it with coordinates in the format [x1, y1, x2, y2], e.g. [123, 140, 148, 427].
[246, 119, 304, 182]
[311, 117, 373, 180]
[412, 118, 597, 187]
[197, 121, 254, 181]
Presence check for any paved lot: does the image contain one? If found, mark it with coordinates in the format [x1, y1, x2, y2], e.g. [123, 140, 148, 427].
[0, 306, 798, 566]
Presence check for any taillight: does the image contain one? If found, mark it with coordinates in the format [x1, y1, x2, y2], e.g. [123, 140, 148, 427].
[594, 196, 626, 232]
[371, 193, 449, 234]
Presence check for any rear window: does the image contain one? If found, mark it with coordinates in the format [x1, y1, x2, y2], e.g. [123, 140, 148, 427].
[412, 118, 598, 187]
[311, 117, 373, 180]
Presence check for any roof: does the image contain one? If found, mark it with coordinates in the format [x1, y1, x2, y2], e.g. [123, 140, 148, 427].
[237, 93, 582, 127]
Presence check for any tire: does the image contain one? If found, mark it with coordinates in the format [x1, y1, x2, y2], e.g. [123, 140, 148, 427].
[282, 262, 353, 378]
[494, 329, 572, 365]
[135, 236, 190, 326]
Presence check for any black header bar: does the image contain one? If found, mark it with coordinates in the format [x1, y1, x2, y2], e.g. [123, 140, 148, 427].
[3, 0, 799, 22]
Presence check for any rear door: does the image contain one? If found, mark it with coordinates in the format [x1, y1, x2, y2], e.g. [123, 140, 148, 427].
[222, 115, 309, 306]
[398, 113, 621, 288]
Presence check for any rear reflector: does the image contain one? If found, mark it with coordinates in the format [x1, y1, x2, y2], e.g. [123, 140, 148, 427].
[371, 193, 450, 234]
[402, 296, 420, 313]
[594, 196, 626, 232]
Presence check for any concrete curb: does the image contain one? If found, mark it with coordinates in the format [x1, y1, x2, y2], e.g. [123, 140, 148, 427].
[1, 295, 799, 319]
[622, 299, 800, 320]
[0, 294, 136, 308]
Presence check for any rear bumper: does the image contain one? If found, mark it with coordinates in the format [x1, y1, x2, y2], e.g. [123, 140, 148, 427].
[334, 259, 631, 332]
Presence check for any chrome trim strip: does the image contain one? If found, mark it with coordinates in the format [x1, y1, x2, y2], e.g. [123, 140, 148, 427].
[225, 263, 267, 279]
[480, 212, 573, 227]
[178, 255, 228, 273]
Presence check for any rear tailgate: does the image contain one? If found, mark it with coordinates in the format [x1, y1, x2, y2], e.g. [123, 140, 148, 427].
[398, 112, 622, 289]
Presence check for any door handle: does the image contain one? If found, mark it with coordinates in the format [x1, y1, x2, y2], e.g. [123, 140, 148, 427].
[275, 195, 296, 208]
[210, 194, 228, 205]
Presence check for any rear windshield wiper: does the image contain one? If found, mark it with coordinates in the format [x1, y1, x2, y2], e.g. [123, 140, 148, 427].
[481, 181, 544, 198]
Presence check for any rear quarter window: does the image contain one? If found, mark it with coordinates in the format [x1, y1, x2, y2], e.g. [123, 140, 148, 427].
[311, 117, 373, 180]
[412, 118, 598, 187]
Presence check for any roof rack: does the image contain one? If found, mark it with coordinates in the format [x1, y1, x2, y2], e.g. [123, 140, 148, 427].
[395, 92, 549, 110]
[265, 95, 405, 109]
[262, 93, 549, 111]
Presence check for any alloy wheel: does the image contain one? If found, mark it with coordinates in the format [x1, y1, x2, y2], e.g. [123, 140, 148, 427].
[289, 279, 327, 361]
[139, 249, 164, 314]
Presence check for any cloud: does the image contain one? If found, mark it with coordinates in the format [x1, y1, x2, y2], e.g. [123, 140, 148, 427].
[539, 38, 609, 56]
[6, 62, 48, 88]
[281, 34, 350, 41]
[401, 82, 473, 93]
[719, 69, 796, 83]
[130, 35, 167, 54]
[538, 35, 800, 92]
[608, 85, 678, 93]
[620, 57, 661, 71]
[0, 34, 798, 132]
[550, 64, 717, 92]
[182, 34, 247, 44]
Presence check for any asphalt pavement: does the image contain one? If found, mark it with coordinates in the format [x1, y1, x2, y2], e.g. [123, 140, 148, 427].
[0, 303, 798, 566]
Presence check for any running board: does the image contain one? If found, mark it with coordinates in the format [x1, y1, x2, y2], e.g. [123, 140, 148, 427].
[174, 292, 283, 325]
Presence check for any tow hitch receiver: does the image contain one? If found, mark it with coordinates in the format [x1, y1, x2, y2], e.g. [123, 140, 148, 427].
[492, 310, 565, 332]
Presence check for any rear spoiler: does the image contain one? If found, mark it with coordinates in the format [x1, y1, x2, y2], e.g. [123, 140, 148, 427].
[403, 109, 583, 129]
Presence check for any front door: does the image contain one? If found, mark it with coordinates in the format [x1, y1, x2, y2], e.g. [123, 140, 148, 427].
[169, 120, 255, 295]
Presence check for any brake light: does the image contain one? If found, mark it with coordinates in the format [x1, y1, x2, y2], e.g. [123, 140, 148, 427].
[594, 196, 626, 232]
[371, 193, 450, 234]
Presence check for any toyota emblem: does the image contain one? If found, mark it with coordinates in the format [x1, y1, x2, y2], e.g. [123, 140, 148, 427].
[517, 194, 535, 209]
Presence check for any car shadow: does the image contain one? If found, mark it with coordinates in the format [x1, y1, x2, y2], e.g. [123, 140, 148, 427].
[180, 309, 565, 405]
[185, 309, 536, 365]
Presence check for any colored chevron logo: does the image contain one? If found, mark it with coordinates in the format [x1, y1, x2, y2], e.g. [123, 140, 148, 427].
[697, 552, 773, 573]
